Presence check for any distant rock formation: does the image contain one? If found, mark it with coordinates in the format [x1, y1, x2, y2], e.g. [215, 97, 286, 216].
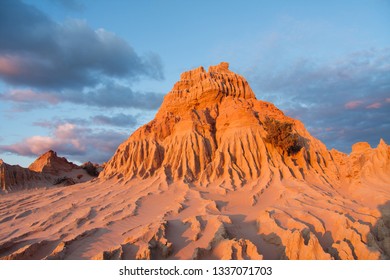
[28, 150, 78, 175]
[0, 151, 97, 193]
[81, 161, 104, 177]
[0, 159, 51, 192]
[331, 139, 390, 186]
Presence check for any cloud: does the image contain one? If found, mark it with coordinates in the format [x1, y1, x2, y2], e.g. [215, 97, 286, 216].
[33, 113, 139, 129]
[0, 88, 59, 104]
[0, 0, 163, 90]
[33, 119, 86, 128]
[248, 48, 390, 152]
[0, 123, 84, 156]
[0, 83, 164, 110]
[0, 122, 128, 163]
[62, 83, 164, 109]
[92, 113, 138, 127]
[345, 100, 364, 110]
[366, 102, 382, 109]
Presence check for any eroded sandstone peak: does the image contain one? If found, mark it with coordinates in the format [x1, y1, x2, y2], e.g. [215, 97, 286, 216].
[29, 150, 79, 175]
[100, 62, 338, 186]
[159, 62, 255, 116]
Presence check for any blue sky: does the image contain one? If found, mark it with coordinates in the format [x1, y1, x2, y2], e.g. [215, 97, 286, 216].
[0, 0, 389, 167]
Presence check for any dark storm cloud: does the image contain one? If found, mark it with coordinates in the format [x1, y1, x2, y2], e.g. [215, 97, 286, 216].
[248, 48, 390, 153]
[0, 0, 163, 89]
[0, 0, 164, 109]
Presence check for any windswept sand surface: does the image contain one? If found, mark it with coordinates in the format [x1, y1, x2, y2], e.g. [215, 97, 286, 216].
[0, 174, 389, 260]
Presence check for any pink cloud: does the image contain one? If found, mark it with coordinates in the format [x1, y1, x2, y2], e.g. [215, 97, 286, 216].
[55, 123, 78, 139]
[0, 56, 21, 76]
[1, 89, 59, 104]
[366, 102, 382, 109]
[386, 98, 390, 103]
[0, 123, 85, 157]
[344, 100, 363, 109]
[22, 136, 57, 155]
[0, 122, 128, 163]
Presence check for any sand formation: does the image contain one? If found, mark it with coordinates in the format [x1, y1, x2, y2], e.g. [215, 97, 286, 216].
[0, 62, 389, 260]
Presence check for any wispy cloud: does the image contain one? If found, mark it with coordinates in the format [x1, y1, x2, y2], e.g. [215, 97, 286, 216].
[33, 113, 139, 129]
[92, 113, 138, 127]
[0, 83, 164, 110]
[61, 83, 164, 109]
[345, 100, 364, 110]
[0, 88, 59, 104]
[366, 102, 382, 109]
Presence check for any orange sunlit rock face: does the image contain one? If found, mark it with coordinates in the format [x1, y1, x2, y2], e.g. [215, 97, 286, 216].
[0, 63, 389, 260]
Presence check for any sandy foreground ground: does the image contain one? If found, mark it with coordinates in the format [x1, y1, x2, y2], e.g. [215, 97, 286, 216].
[0, 173, 389, 260]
